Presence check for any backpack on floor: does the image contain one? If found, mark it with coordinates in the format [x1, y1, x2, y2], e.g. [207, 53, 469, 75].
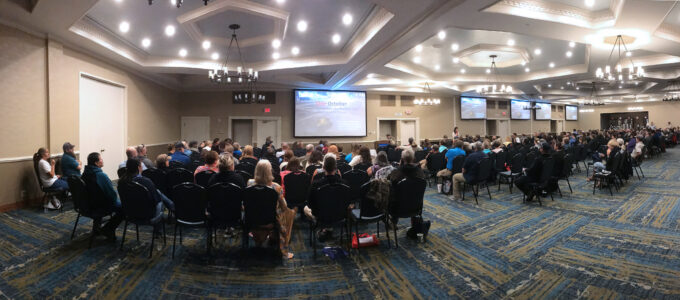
[442, 179, 452, 194]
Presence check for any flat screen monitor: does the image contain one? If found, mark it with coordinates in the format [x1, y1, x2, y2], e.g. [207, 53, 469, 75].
[510, 99, 531, 120]
[294, 90, 367, 137]
[460, 97, 487, 119]
[534, 102, 552, 120]
[566, 105, 578, 120]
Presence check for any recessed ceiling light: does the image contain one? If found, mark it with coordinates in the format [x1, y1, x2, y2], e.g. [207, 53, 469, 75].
[566, 51, 572, 57]
[521, 61, 526, 66]
[291, 46, 300, 55]
[507, 39, 515, 46]
[272, 52, 280, 60]
[202, 40, 211, 50]
[451, 43, 459, 51]
[115, 0, 123, 3]
[141, 38, 151, 48]
[342, 13, 353, 25]
[601, 87, 604, 90]
[452, 57, 459, 64]
[549, 62, 555, 68]
[367, 73, 374, 78]
[635, 82, 639, 85]
[413, 56, 421, 63]
[415, 44, 423, 52]
[486, 69, 490, 74]
[211, 52, 219, 60]
[435, 64, 440, 70]
[275, 0, 285, 3]
[534, 48, 542, 55]
[170, 0, 176, 5]
[118, 21, 130, 33]
[297, 20, 308, 32]
[561, 86, 564, 89]
[165, 25, 175, 37]
[619, 85, 622, 89]
[272, 39, 281, 49]
[576, 87, 580, 90]
[548, 84, 552, 87]
[178, 48, 187, 57]
[437, 30, 446, 40]
[460, 68, 465, 74]
[525, 67, 530, 72]
[626, 51, 632, 57]
[332, 34, 341, 44]
[567, 81, 571, 85]
[585, 0, 594, 7]
[569, 41, 576, 47]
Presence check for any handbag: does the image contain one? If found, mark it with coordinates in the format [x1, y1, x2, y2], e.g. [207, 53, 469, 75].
[351, 233, 380, 248]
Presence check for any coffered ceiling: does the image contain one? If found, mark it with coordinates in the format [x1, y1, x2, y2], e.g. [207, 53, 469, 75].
[2, 0, 680, 105]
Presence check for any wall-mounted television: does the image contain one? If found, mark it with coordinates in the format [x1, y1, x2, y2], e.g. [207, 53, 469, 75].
[510, 99, 531, 120]
[534, 102, 552, 120]
[565, 105, 578, 120]
[460, 97, 487, 119]
[293, 90, 367, 137]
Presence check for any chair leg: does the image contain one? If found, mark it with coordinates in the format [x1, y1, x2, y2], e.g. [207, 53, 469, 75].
[206, 223, 211, 256]
[162, 222, 167, 246]
[393, 220, 398, 249]
[384, 218, 391, 249]
[473, 185, 479, 205]
[486, 183, 492, 200]
[172, 223, 178, 259]
[509, 177, 514, 194]
[136, 224, 140, 241]
[149, 225, 156, 258]
[592, 178, 597, 195]
[376, 220, 380, 238]
[71, 213, 81, 240]
[557, 184, 563, 197]
[566, 178, 572, 193]
[179, 225, 183, 244]
[120, 220, 128, 250]
[639, 167, 644, 178]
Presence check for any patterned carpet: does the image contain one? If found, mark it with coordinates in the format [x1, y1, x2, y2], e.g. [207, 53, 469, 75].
[2, 149, 680, 299]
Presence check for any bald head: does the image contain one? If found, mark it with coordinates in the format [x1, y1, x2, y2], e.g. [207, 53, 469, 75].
[125, 147, 138, 159]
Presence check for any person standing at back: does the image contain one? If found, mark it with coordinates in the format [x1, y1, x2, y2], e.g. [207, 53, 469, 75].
[61, 142, 82, 178]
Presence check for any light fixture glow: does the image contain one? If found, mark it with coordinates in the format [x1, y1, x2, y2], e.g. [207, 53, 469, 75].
[507, 39, 515, 46]
[548, 84, 552, 87]
[566, 51, 572, 57]
[585, 0, 594, 7]
[569, 41, 576, 47]
[413, 56, 421, 63]
[211, 52, 219, 60]
[272, 52, 280, 60]
[460, 68, 465, 74]
[549, 62, 555, 68]
[534, 48, 542, 55]
[626, 51, 632, 57]
[452, 57, 459, 64]
[437, 30, 446, 40]
[141, 38, 151, 48]
[275, 0, 285, 3]
[342, 13, 353, 25]
[486, 69, 491, 74]
[271, 39, 281, 49]
[435, 64, 440, 70]
[525, 67, 530, 72]
[291, 46, 300, 55]
[202, 40, 211, 50]
[297, 20, 308, 32]
[332, 34, 341, 44]
[415, 44, 423, 52]
[451, 43, 459, 51]
[165, 25, 175, 36]
[118, 21, 130, 33]
[178, 48, 187, 57]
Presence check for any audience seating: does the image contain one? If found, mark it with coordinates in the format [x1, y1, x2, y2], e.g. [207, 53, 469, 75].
[118, 181, 165, 258]
[308, 183, 352, 257]
[169, 160, 184, 169]
[67, 175, 113, 248]
[414, 150, 427, 163]
[342, 169, 370, 205]
[305, 165, 319, 177]
[195, 170, 216, 188]
[171, 183, 210, 258]
[253, 147, 262, 158]
[117, 167, 127, 179]
[555, 154, 574, 195]
[34, 166, 67, 213]
[282, 172, 310, 211]
[353, 162, 372, 172]
[235, 162, 255, 175]
[389, 177, 426, 248]
[426, 152, 445, 186]
[523, 152, 536, 168]
[631, 154, 645, 179]
[142, 168, 167, 194]
[451, 155, 465, 174]
[337, 161, 351, 174]
[525, 158, 555, 206]
[189, 160, 202, 173]
[166, 168, 194, 190]
[236, 170, 253, 182]
[387, 148, 402, 162]
[242, 185, 280, 255]
[498, 153, 523, 193]
[461, 158, 493, 204]
[351, 182, 390, 250]
[206, 182, 243, 246]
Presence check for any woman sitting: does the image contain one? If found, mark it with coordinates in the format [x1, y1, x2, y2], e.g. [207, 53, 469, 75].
[33, 147, 68, 210]
[208, 154, 245, 189]
[239, 145, 258, 166]
[120, 158, 174, 212]
[312, 153, 342, 181]
[367, 151, 394, 179]
[349, 146, 372, 170]
[280, 157, 302, 199]
[246, 160, 295, 259]
[279, 150, 295, 171]
[588, 139, 620, 181]
[156, 154, 170, 171]
[304, 150, 323, 172]
[194, 151, 219, 177]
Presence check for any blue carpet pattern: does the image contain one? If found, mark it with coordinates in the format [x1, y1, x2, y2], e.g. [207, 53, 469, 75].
[1, 149, 680, 299]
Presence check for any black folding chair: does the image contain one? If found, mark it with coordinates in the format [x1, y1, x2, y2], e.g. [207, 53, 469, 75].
[171, 183, 209, 258]
[236, 170, 253, 183]
[142, 168, 167, 194]
[235, 162, 255, 176]
[498, 153, 523, 193]
[243, 185, 280, 255]
[68, 176, 113, 248]
[195, 170, 216, 188]
[387, 148, 402, 162]
[166, 168, 193, 190]
[426, 152, 446, 186]
[308, 183, 352, 257]
[462, 158, 493, 204]
[169, 160, 185, 169]
[525, 158, 555, 206]
[350, 182, 390, 250]
[342, 169, 370, 204]
[306, 164, 320, 177]
[35, 165, 68, 212]
[389, 177, 426, 248]
[117, 167, 127, 179]
[414, 150, 427, 163]
[283, 172, 311, 211]
[555, 154, 574, 195]
[207, 182, 243, 246]
[118, 181, 165, 258]
[337, 162, 351, 174]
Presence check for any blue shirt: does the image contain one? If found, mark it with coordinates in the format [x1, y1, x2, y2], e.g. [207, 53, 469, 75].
[345, 153, 353, 163]
[170, 151, 191, 165]
[439, 145, 448, 153]
[445, 147, 466, 170]
[483, 149, 491, 154]
[61, 153, 81, 177]
[83, 165, 119, 207]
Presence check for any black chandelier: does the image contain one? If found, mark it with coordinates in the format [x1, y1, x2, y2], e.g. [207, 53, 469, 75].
[148, 0, 210, 8]
[475, 55, 513, 95]
[582, 82, 605, 106]
[595, 35, 644, 83]
[662, 81, 680, 102]
[208, 24, 264, 103]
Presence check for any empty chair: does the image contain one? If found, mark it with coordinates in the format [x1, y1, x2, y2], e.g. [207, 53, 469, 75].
[350, 182, 390, 250]
[451, 155, 465, 174]
[555, 154, 574, 195]
[387, 148, 402, 162]
[414, 150, 427, 163]
[169, 160, 185, 169]
[235, 161, 255, 176]
[166, 168, 193, 190]
[195, 170, 216, 188]
[236, 170, 253, 182]
[342, 169, 370, 205]
[118, 181, 165, 258]
[308, 183, 352, 256]
[171, 183, 209, 258]
[493, 151, 508, 173]
[142, 168, 167, 194]
[68, 176, 114, 248]
[388, 177, 426, 248]
[282, 172, 311, 211]
[426, 152, 446, 186]
[206, 182, 243, 246]
[498, 153, 524, 193]
[242, 185, 280, 254]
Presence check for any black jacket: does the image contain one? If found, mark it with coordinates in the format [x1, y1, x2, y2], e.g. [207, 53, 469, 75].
[208, 170, 246, 189]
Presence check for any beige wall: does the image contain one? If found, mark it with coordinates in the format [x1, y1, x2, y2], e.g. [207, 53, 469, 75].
[0, 23, 181, 210]
[577, 101, 680, 130]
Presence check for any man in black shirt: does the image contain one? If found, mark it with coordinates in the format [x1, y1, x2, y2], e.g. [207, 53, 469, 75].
[452, 142, 487, 200]
[515, 143, 552, 201]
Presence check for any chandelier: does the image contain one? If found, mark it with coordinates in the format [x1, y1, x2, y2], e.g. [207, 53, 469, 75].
[209, 24, 263, 103]
[475, 55, 513, 95]
[582, 82, 605, 106]
[521, 94, 542, 110]
[595, 35, 645, 82]
[413, 82, 440, 105]
[148, 0, 210, 8]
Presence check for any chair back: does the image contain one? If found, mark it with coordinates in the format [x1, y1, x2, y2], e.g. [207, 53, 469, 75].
[282, 172, 311, 208]
[313, 183, 351, 224]
[451, 155, 465, 174]
[207, 182, 243, 225]
[235, 161, 255, 175]
[473, 158, 492, 184]
[169, 160, 184, 169]
[118, 180, 157, 221]
[253, 147, 262, 158]
[414, 150, 427, 163]
[494, 151, 507, 171]
[562, 154, 574, 177]
[387, 148, 402, 162]
[195, 170, 216, 188]
[390, 177, 426, 218]
[171, 183, 207, 223]
[305, 164, 319, 176]
[166, 168, 194, 189]
[427, 152, 446, 172]
[358, 182, 383, 218]
[524, 152, 537, 168]
[243, 185, 279, 227]
[353, 162, 372, 172]
[117, 167, 127, 179]
[142, 168, 167, 193]
[236, 170, 253, 182]
[337, 162, 351, 174]
[537, 158, 555, 189]
[342, 169, 370, 202]
[81, 173, 114, 211]
[67, 176, 90, 214]
[189, 160, 202, 172]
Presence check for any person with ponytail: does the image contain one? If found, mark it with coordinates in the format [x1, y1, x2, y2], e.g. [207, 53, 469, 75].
[33, 147, 68, 210]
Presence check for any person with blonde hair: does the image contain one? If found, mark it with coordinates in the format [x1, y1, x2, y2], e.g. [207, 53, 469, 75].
[208, 154, 245, 188]
[588, 139, 620, 181]
[240, 145, 258, 166]
[247, 160, 295, 259]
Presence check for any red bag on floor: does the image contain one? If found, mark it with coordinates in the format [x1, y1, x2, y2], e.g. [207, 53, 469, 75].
[351, 233, 379, 248]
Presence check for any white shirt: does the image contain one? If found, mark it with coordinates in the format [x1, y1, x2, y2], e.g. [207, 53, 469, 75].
[39, 159, 57, 187]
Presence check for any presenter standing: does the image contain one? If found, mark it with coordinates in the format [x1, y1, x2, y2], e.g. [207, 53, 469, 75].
[452, 127, 459, 139]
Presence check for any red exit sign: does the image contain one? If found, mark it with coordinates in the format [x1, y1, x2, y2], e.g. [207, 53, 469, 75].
[264, 107, 271, 113]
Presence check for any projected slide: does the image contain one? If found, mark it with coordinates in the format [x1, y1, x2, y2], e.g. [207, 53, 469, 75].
[294, 90, 366, 137]
[534, 102, 551, 120]
[460, 97, 487, 119]
[566, 105, 578, 120]
[510, 100, 530, 120]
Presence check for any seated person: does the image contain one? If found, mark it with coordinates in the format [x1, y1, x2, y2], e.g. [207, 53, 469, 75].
[304, 150, 324, 171]
[631, 136, 644, 159]
[232, 142, 242, 159]
[61, 142, 82, 178]
[279, 150, 295, 171]
[304, 155, 347, 241]
[207, 154, 245, 189]
[194, 151, 219, 177]
[514, 143, 552, 201]
[451, 142, 487, 200]
[136, 144, 155, 169]
[82, 152, 124, 241]
[262, 146, 281, 176]
[436, 140, 465, 180]
[367, 151, 395, 179]
[239, 145, 258, 166]
[169, 142, 191, 166]
[119, 147, 147, 171]
[588, 139, 620, 180]
[491, 140, 503, 154]
[33, 147, 69, 209]
[156, 154, 170, 171]
[312, 153, 342, 181]
[349, 146, 372, 170]
[246, 160, 295, 259]
[387, 149, 425, 229]
[119, 158, 174, 212]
